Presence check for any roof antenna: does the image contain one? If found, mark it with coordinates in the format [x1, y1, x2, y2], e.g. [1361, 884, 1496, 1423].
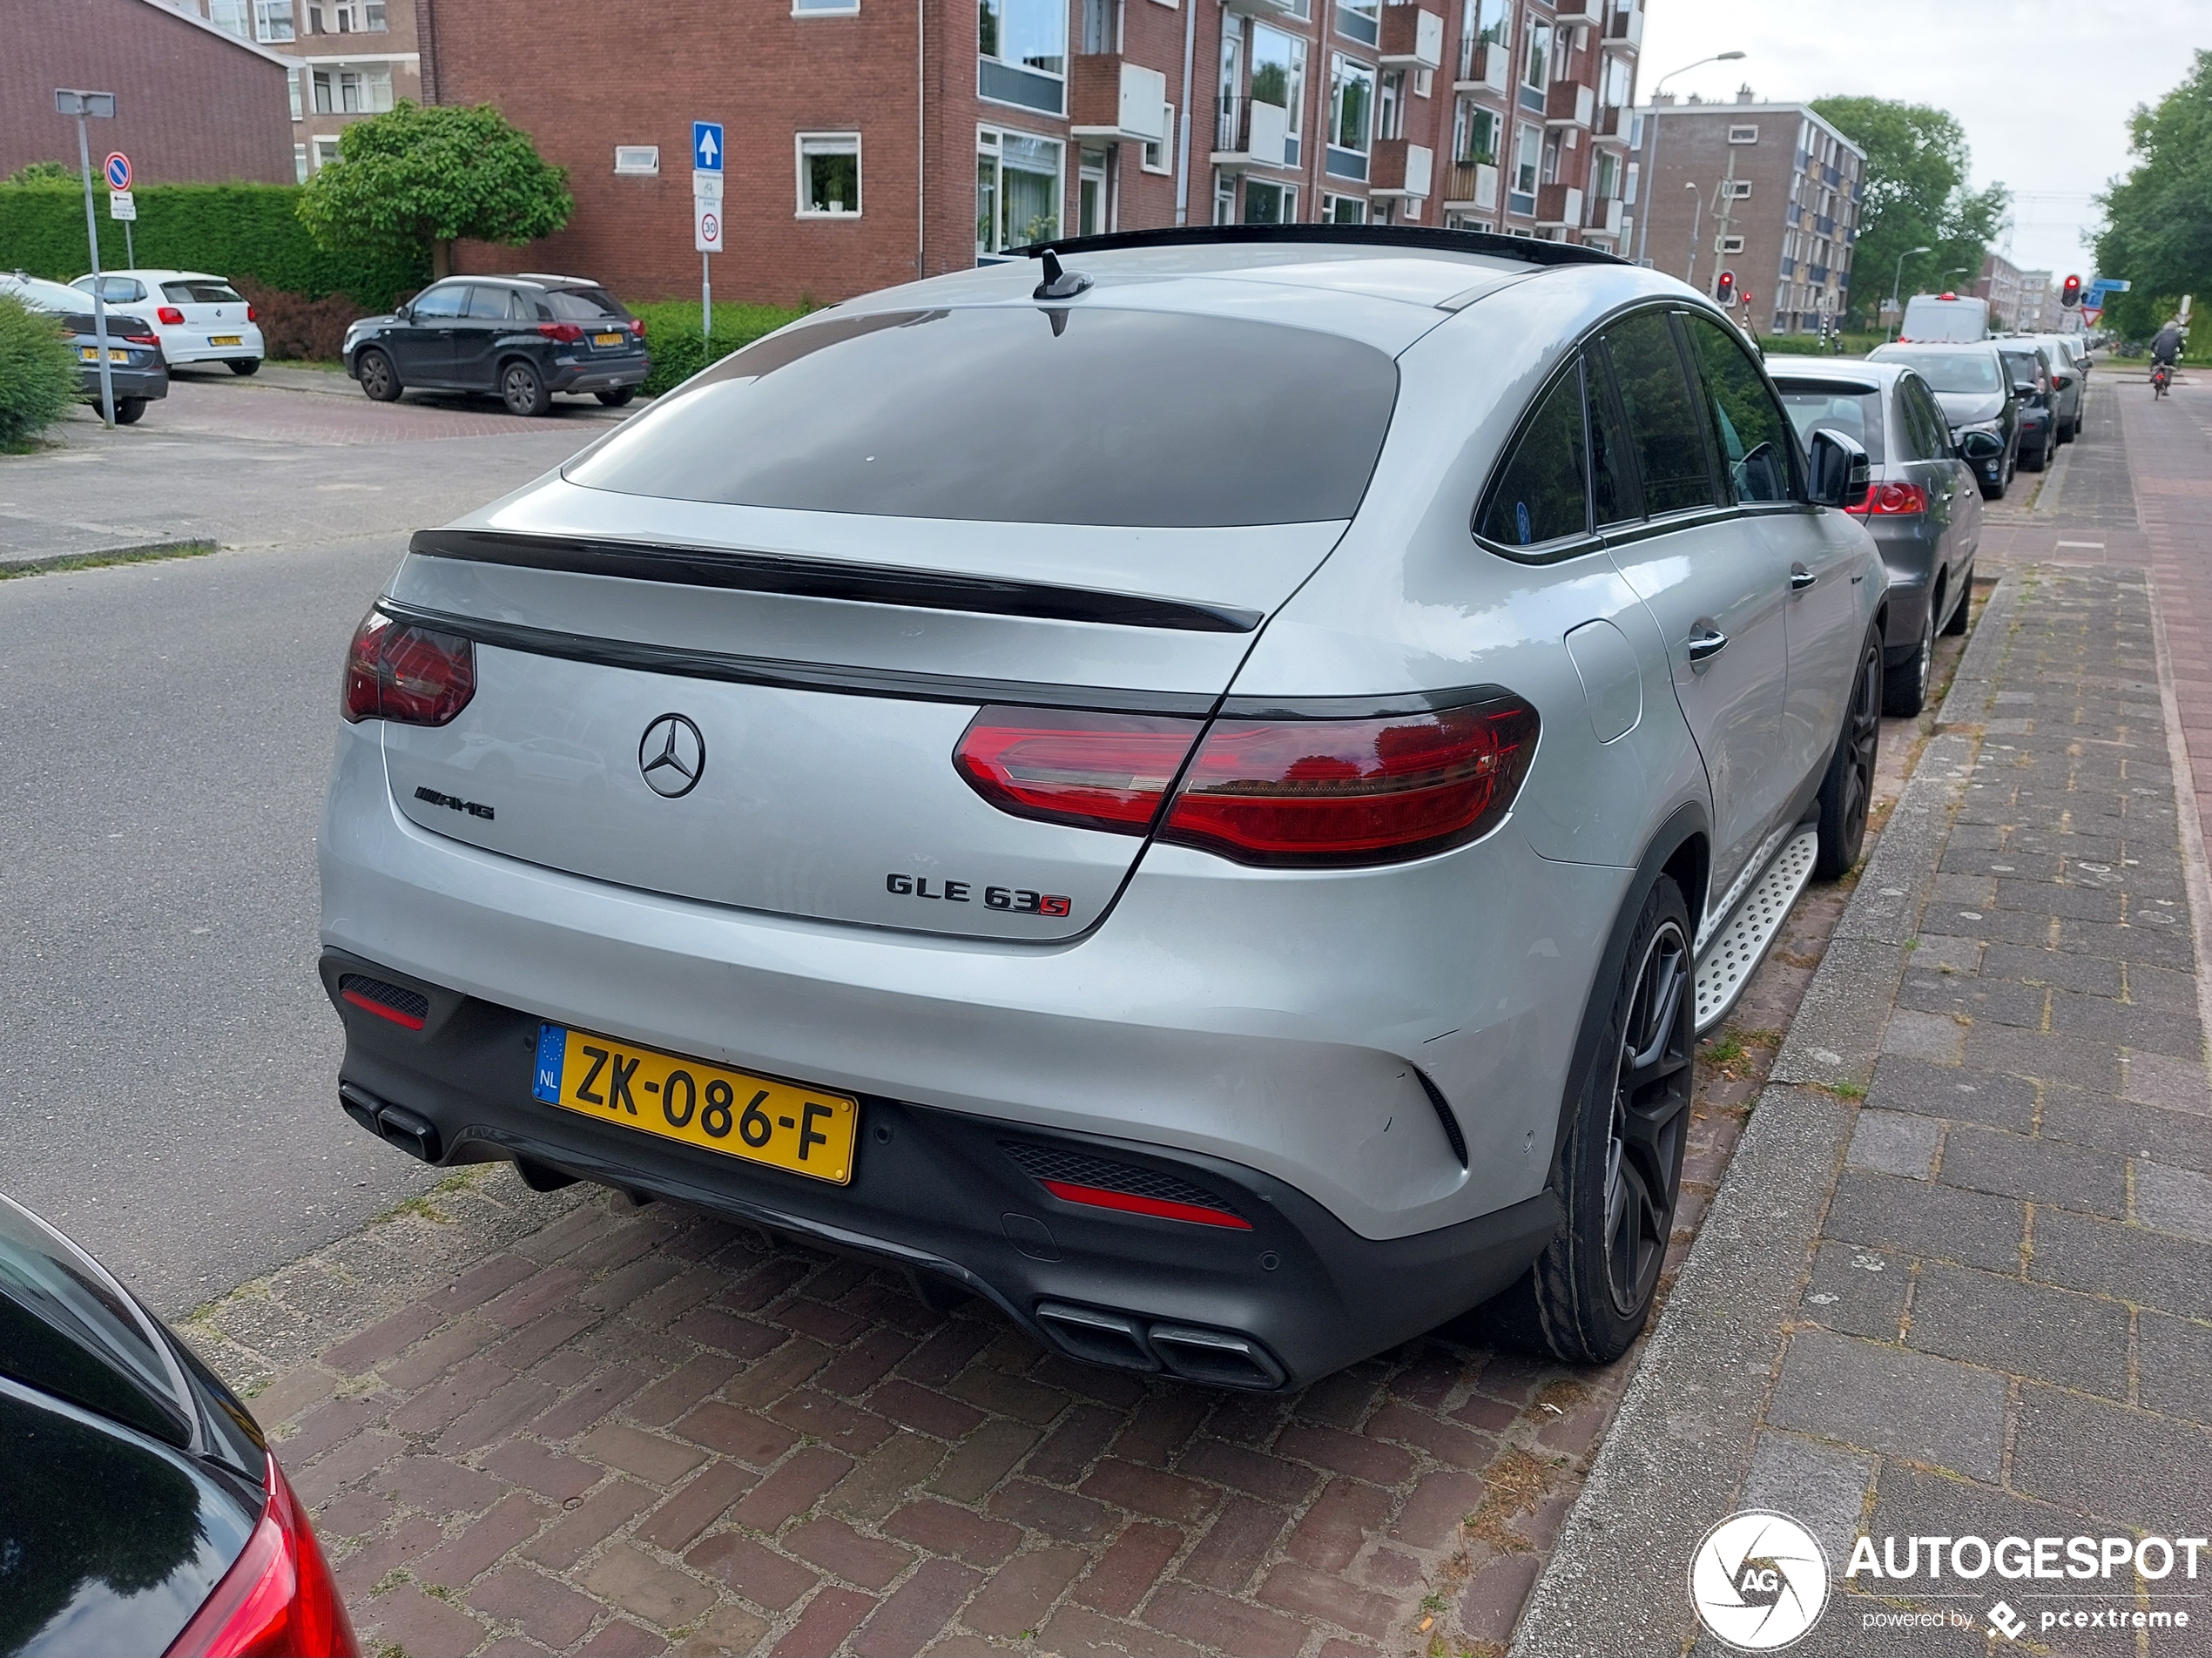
[1033, 247, 1092, 301]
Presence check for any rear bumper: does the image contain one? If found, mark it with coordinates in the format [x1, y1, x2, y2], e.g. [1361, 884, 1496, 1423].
[76, 363, 168, 401]
[546, 355, 648, 393]
[322, 947, 1559, 1388]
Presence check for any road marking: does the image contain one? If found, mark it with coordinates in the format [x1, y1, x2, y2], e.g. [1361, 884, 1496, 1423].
[2056, 541, 2106, 548]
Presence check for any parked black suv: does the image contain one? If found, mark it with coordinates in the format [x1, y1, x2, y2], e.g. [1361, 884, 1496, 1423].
[342, 273, 649, 415]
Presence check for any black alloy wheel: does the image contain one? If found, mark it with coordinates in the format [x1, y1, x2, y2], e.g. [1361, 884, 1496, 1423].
[1814, 628, 1883, 880]
[597, 387, 637, 408]
[1885, 603, 1934, 718]
[502, 360, 551, 417]
[357, 347, 401, 402]
[1517, 876, 1695, 1364]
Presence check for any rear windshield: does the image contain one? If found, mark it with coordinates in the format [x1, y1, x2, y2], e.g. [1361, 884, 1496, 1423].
[540, 286, 629, 320]
[1879, 350, 2001, 394]
[162, 281, 243, 305]
[564, 307, 1400, 527]
[1777, 385, 1885, 466]
[1999, 350, 2045, 383]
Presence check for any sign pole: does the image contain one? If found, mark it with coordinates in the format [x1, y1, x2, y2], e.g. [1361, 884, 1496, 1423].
[69, 103, 116, 428]
[691, 121, 725, 344]
[703, 253, 711, 340]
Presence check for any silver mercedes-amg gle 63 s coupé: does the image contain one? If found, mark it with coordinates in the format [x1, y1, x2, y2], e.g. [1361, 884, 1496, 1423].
[320, 226, 1885, 1390]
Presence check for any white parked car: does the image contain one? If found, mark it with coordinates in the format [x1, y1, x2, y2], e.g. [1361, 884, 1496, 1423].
[71, 269, 265, 374]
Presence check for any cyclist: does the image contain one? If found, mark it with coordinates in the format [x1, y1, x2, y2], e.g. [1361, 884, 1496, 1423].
[2151, 320, 2186, 366]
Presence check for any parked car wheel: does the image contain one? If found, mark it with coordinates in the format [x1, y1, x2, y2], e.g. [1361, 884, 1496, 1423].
[1813, 629, 1883, 880]
[1943, 564, 1973, 636]
[356, 347, 401, 403]
[1521, 875, 1694, 1364]
[1885, 605, 1935, 718]
[2058, 416, 2076, 444]
[229, 357, 260, 376]
[502, 360, 551, 417]
[597, 387, 637, 408]
[113, 397, 146, 425]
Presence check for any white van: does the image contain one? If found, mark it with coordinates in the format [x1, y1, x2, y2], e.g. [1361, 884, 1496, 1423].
[1898, 293, 1991, 343]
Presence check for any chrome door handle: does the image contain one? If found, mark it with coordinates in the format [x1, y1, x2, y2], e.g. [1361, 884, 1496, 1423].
[1791, 564, 1817, 590]
[1687, 625, 1729, 663]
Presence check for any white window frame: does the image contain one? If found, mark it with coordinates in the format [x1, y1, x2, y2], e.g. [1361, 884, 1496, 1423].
[1718, 234, 1743, 253]
[1335, 0, 1379, 46]
[254, 0, 295, 41]
[1242, 178, 1298, 224]
[293, 143, 309, 183]
[1511, 119, 1540, 196]
[794, 0, 860, 12]
[1727, 124, 1758, 144]
[1723, 179, 1751, 199]
[288, 66, 304, 121]
[1521, 20, 1549, 92]
[613, 145, 660, 175]
[796, 131, 863, 216]
[312, 135, 341, 169]
[1329, 53, 1376, 157]
[1142, 103, 1175, 172]
[975, 124, 1065, 257]
[1322, 192, 1367, 224]
[978, 0, 1069, 116]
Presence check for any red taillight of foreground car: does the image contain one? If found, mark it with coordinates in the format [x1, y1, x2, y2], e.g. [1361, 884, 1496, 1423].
[164, 1454, 359, 1658]
[158, 306, 185, 325]
[341, 610, 475, 726]
[1846, 480, 1929, 518]
[630, 317, 648, 338]
[122, 330, 159, 346]
[1159, 698, 1540, 866]
[954, 707, 1204, 834]
[537, 321, 585, 343]
[246, 304, 258, 322]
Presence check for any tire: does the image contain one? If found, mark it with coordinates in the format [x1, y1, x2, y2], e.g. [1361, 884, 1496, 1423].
[2059, 416, 2076, 445]
[1883, 603, 1934, 718]
[501, 360, 551, 417]
[228, 357, 260, 376]
[356, 348, 401, 402]
[597, 387, 637, 408]
[112, 397, 145, 425]
[1813, 628, 1883, 881]
[1519, 876, 1695, 1365]
[1943, 563, 1973, 636]
[2023, 433, 2047, 472]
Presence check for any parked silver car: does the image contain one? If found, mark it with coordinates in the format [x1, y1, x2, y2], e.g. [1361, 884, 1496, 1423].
[320, 228, 1888, 1387]
[1769, 360, 1981, 716]
[2022, 334, 2086, 442]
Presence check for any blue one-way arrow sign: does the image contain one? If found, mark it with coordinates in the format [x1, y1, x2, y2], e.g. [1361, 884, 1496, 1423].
[692, 121, 723, 172]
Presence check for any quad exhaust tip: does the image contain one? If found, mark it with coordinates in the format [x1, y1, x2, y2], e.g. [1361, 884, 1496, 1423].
[1034, 1300, 1287, 1390]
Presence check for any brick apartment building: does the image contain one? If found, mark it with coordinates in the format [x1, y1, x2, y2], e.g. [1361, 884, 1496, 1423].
[1629, 93, 1863, 336]
[173, 0, 423, 181]
[1976, 250, 2051, 333]
[408, 0, 1647, 306]
[3, 0, 293, 185]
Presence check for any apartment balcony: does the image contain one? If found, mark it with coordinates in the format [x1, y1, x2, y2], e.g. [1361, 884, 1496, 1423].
[1604, 1, 1642, 47]
[1551, 0, 1600, 22]
[1069, 56, 1169, 145]
[1220, 0, 1303, 17]
[1545, 80, 1595, 128]
[1586, 196, 1622, 236]
[1378, 4, 1443, 69]
[1453, 41, 1508, 91]
[1370, 139, 1433, 199]
[1440, 158, 1499, 211]
[1211, 94, 1291, 170]
[1536, 182, 1584, 226]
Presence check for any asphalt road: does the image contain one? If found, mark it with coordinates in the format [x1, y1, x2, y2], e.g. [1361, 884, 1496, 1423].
[0, 378, 605, 1314]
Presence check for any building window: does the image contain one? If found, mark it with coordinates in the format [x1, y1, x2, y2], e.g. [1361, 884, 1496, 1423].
[1602, 54, 1630, 111]
[1251, 24, 1306, 163]
[1521, 21, 1549, 93]
[1142, 103, 1173, 173]
[254, 0, 295, 40]
[1323, 192, 1366, 224]
[1728, 124, 1758, 144]
[288, 67, 304, 121]
[1336, 0, 1379, 46]
[979, 0, 1067, 115]
[1244, 179, 1296, 223]
[1592, 148, 1617, 199]
[976, 126, 1063, 256]
[1540, 127, 1561, 185]
[797, 133, 861, 215]
[313, 136, 341, 168]
[613, 145, 659, 175]
[1328, 53, 1375, 178]
[795, 0, 860, 10]
[1453, 98, 1498, 165]
[1078, 147, 1109, 235]
[1723, 179, 1751, 198]
[314, 65, 394, 114]
[1214, 174, 1237, 223]
[1377, 68, 1404, 141]
[206, 0, 248, 37]
[293, 143, 309, 182]
[1718, 235, 1743, 253]
[1511, 120, 1540, 195]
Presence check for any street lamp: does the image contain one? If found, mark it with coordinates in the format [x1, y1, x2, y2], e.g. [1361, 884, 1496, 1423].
[1634, 51, 1748, 268]
[1683, 182, 1703, 287]
[1886, 244, 1932, 342]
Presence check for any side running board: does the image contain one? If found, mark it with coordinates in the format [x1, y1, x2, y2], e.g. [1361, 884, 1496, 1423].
[1692, 826, 1819, 1033]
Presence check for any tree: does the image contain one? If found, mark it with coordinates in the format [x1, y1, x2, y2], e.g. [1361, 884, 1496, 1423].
[1811, 98, 2009, 330]
[296, 102, 571, 280]
[2094, 51, 2212, 342]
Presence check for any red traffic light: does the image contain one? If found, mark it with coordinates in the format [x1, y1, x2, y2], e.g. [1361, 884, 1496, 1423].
[1716, 270, 1737, 306]
[2060, 274, 2082, 307]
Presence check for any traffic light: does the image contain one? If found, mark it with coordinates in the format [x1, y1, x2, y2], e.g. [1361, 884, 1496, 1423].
[2061, 274, 2082, 308]
[1716, 270, 1737, 307]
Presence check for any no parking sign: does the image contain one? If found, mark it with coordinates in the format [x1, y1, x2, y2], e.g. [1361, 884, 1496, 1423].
[104, 152, 132, 191]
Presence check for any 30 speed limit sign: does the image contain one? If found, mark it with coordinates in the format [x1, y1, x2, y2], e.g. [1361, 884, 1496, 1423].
[694, 199, 722, 254]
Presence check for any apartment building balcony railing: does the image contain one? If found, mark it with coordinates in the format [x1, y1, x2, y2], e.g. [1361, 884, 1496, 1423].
[1211, 94, 1291, 170]
[1454, 40, 1508, 91]
[1585, 196, 1622, 236]
[1544, 80, 1595, 128]
[1604, 0, 1643, 47]
[1595, 101, 1628, 138]
[1440, 158, 1499, 210]
[1369, 138, 1434, 198]
[1069, 55, 1169, 145]
[1536, 182, 1584, 226]
[1221, 0, 1305, 17]
[1378, 3, 1443, 69]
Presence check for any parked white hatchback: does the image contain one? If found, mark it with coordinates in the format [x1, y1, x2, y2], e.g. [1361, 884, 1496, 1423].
[71, 269, 265, 374]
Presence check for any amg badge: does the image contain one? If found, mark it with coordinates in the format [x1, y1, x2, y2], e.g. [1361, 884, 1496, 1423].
[415, 785, 494, 821]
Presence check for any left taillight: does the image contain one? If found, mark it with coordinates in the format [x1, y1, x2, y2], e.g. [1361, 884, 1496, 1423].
[164, 1454, 359, 1658]
[1847, 481, 1929, 518]
[341, 610, 475, 726]
[954, 708, 1204, 834]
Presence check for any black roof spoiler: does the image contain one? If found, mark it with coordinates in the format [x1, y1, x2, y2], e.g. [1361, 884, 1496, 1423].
[1008, 223, 1625, 270]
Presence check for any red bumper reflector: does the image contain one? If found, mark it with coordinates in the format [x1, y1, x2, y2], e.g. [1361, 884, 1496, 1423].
[1041, 1179, 1252, 1230]
[341, 988, 426, 1031]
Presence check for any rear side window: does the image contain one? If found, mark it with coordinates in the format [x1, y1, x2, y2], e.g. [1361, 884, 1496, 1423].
[1904, 378, 1952, 455]
[1602, 311, 1716, 516]
[161, 281, 243, 305]
[1683, 315, 1794, 503]
[1778, 383, 1885, 466]
[467, 285, 523, 320]
[1476, 361, 1589, 549]
[541, 286, 629, 320]
[566, 307, 1400, 528]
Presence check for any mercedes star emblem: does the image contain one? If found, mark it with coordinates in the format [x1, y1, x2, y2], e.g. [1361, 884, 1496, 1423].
[638, 713, 705, 799]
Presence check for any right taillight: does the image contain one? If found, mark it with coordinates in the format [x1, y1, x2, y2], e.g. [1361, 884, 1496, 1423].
[163, 1454, 360, 1658]
[954, 695, 1538, 867]
[536, 320, 584, 343]
[341, 610, 475, 726]
[1847, 481, 1929, 517]
[157, 305, 185, 325]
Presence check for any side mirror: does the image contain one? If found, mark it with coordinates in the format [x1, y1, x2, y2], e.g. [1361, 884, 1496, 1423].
[2012, 381, 2038, 397]
[394, 302, 413, 321]
[1807, 427, 1870, 510]
[1959, 430, 2004, 462]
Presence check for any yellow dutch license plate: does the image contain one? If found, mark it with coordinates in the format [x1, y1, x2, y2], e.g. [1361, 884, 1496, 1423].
[532, 1024, 857, 1183]
[210, 334, 242, 347]
[592, 331, 624, 347]
[79, 346, 128, 362]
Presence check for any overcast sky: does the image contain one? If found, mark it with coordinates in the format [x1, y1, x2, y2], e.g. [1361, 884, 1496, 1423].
[1640, 1, 2212, 278]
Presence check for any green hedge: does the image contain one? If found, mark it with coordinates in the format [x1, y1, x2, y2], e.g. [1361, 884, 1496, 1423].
[0, 182, 427, 311]
[630, 300, 805, 397]
[0, 293, 79, 449]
